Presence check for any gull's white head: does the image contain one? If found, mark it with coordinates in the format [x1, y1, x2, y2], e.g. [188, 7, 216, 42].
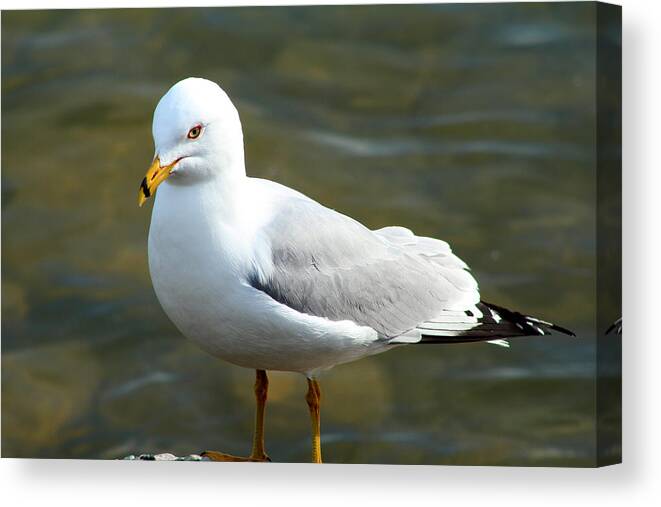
[138, 77, 245, 206]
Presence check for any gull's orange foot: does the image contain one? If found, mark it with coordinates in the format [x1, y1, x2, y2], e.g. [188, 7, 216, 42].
[200, 450, 271, 462]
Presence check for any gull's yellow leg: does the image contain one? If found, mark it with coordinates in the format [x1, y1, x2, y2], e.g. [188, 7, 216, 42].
[305, 378, 323, 464]
[202, 369, 270, 462]
[250, 369, 269, 460]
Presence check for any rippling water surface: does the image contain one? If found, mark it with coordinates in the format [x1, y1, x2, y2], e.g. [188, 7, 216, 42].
[2, 3, 614, 465]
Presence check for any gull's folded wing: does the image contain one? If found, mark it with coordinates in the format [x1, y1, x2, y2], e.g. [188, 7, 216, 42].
[247, 182, 573, 343]
[248, 189, 479, 339]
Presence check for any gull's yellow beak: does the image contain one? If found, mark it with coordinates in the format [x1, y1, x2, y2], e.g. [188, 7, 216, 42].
[138, 157, 178, 207]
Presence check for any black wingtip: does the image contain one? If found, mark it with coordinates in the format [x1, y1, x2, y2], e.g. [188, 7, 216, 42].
[548, 322, 576, 337]
[605, 317, 622, 335]
[482, 301, 576, 337]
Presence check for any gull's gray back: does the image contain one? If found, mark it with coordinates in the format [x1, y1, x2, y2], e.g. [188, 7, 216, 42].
[248, 188, 479, 339]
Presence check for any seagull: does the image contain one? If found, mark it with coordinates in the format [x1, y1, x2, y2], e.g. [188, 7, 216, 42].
[138, 77, 574, 464]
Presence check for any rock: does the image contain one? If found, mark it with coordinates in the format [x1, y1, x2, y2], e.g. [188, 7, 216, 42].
[122, 453, 209, 461]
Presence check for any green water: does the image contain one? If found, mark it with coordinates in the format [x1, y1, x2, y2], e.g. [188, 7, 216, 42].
[2, 3, 611, 465]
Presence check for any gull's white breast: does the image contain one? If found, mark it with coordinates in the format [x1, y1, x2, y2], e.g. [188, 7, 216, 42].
[147, 178, 383, 376]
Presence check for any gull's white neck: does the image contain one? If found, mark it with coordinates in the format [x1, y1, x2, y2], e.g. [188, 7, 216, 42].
[148, 156, 272, 288]
[157, 161, 246, 221]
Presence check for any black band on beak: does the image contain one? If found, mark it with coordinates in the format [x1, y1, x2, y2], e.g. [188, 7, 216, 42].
[140, 177, 151, 198]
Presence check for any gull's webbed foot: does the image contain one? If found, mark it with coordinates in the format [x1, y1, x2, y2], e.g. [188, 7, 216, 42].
[200, 450, 271, 462]
[202, 369, 271, 463]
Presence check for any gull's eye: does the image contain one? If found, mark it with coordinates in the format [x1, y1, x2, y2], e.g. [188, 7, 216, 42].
[187, 125, 202, 140]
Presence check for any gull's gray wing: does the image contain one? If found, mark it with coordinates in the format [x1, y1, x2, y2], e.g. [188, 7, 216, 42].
[248, 189, 479, 339]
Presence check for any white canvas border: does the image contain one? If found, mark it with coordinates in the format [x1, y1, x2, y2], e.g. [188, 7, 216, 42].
[2, 0, 659, 505]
